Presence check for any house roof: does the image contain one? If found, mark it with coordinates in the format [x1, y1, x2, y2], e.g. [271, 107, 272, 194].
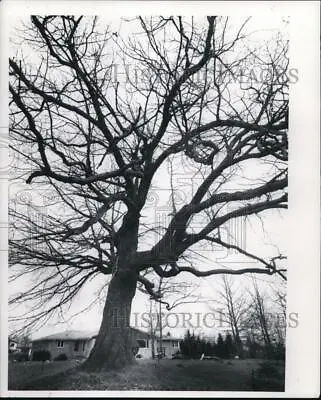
[32, 327, 156, 342]
[130, 328, 181, 341]
[130, 327, 152, 339]
[32, 329, 98, 342]
[159, 336, 180, 342]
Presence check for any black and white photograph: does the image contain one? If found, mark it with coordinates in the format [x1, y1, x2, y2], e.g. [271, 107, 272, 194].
[1, 1, 319, 397]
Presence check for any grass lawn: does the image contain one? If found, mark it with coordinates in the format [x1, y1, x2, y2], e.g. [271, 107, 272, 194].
[8, 358, 285, 392]
[8, 360, 79, 390]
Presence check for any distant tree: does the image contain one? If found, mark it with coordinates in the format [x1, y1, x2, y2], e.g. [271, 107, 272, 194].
[189, 332, 198, 358]
[248, 278, 274, 359]
[214, 333, 225, 358]
[273, 341, 285, 361]
[234, 333, 244, 358]
[271, 280, 287, 346]
[180, 330, 214, 359]
[224, 332, 236, 358]
[212, 275, 250, 357]
[195, 336, 204, 358]
[246, 336, 262, 359]
[204, 340, 214, 356]
[180, 329, 193, 358]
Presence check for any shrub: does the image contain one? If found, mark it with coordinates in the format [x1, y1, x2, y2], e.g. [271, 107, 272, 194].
[32, 350, 51, 361]
[273, 343, 286, 361]
[54, 353, 68, 361]
[14, 352, 29, 362]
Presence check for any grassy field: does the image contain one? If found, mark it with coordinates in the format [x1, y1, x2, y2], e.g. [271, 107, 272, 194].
[8, 358, 285, 392]
[8, 360, 79, 390]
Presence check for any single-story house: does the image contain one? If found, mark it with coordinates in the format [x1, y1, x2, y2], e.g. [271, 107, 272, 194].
[154, 332, 181, 358]
[31, 328, 181, 360]
[135, 330, 181, 359]
[31, 330, 97, 360]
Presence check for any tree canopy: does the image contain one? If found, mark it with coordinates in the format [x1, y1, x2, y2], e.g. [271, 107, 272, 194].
[9, 15, 288, 369]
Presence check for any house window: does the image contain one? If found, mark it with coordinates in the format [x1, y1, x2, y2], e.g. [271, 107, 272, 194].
[83, 341, 86, 351]
[57, 341, 64, 348]
[74, 341, 80, 352]
[137, 339, 147, 348]
[172, 341, 179, 347]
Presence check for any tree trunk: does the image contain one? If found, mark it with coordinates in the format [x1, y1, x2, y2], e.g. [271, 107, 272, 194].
[83, 266, 138, 371]
[82, 211, 141, 371]
[149, 301, 155, 359]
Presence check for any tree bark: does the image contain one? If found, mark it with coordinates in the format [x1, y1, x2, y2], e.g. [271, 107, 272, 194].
[83, 211, 140, 371]
[83, 267, 138, 371]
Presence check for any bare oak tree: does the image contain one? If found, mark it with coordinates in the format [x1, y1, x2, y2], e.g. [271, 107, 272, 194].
[9, 16, 288, 370]
[246, 278, 276, 358]
[215, 275, 250, 356]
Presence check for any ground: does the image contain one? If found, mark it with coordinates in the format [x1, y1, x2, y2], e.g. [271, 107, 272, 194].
[8, 358, 285, 392]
